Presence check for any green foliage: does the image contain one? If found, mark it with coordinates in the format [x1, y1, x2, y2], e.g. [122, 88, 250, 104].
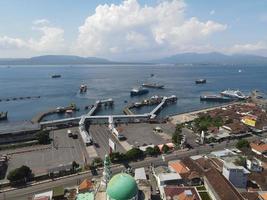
[125, 148, 144, 161]
[235, 156, 246, 167]
[172, 124, 183, 146]
[110, 152, 126, 163]
[91, 157, 103, 167]
[153, 146, 161, 155]
[145, 146, 161, 156]
[36, 130, 51, 145]
[193, 115, 223, 131]
[7, 165, 33, 183]
[72, 161, 79, 171]
[162, 144, 170, 154]
[236, 139, 250, 149]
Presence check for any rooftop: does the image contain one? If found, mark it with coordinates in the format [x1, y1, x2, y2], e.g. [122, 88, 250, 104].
[250, 142, 267, 153]
[168, 160, 190, 174]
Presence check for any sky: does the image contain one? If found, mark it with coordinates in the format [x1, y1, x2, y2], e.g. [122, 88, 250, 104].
[0, 0, 267, 61]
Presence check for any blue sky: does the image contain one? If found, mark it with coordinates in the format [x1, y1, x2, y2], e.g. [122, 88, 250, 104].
[0, 0, 267, 60]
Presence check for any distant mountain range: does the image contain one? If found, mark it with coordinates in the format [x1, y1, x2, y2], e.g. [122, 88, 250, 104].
[1, 52, 267, 65]
[151, 52, 267, 65]
[0, 55, 112, 65]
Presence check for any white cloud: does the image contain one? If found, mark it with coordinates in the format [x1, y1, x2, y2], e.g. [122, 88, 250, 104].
[229, 41, 267, 53]
[75, 0, 227, 60]
[209, 10, 215, 15]
[0, 21, 65, 54]
[0, 36, 26, 49]
[33, 19, 50, 26]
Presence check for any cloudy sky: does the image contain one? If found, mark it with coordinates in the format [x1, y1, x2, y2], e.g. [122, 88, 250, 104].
[0, 0, 267, 60]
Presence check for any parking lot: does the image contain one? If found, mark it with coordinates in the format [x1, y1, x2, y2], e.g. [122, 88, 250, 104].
[3, 127, 86, 177]
[117, 123, 175, 147]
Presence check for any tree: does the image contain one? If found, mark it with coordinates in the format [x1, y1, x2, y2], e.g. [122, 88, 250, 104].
[236, 139, 250, 149]
[145, 147, 155, 156]
[172, 125, 183, 145]
[7, 165, 33, 184]
[235, 156, 246, 167]
[72, 161, 79, 172]
[91, 157, 103, 168]
[125, 148, 144, 161]
[153, 146, 161, 155]
[162, 144, 170, 154]
[110, 152, 126, 163]
[36, 130, 51, 144]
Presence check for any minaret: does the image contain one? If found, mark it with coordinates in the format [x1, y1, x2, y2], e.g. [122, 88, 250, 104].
[200, 130, 205, 144]
[102, 154, 112, 187]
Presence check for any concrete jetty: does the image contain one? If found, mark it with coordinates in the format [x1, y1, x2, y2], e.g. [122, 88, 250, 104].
[31, 104, 79, 123]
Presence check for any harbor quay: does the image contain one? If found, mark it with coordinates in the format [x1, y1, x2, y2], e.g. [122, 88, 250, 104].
[1, 94, 267, 200]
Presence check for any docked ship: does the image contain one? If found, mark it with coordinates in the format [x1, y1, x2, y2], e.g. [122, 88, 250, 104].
[80, 84, 87, 93]
[195, 79, 206, 84]
[221, 89, 248, 100]
[142, 83, 164, 89]
[51, 74, 61, 78]
[130, 87, 149, 96]
[200, 95, 233, 102]
[0, 111, 8, 121]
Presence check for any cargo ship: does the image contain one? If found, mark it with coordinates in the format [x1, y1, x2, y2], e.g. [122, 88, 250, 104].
[200, 95, 233, 102]
[195, 79, 206, 84]
[130, 87, 149, 96]
[142, 83, 164, 89]
[51, 74, 61, 78]
[221, 89, 248, 100]
[0, 111, 8, 121]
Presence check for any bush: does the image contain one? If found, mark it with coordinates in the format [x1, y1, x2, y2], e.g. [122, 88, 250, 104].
[162, 144, 170, 154]
[110, 152, 126, 163]
[7, 165, 33, 184]
[91, 157, 103, 167]
[236, 139, 249, 149]
[36, 130, 51, 144]
[172, 125, 183, 145]
[125, 148, 144, 161]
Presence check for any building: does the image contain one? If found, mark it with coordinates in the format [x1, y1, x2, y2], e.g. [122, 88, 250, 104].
[250, 141, 267, 157]
[106, 173, 139, 200]
[247, 158, 263, 172]
[33, 191, 53, 200]
[168, 160, 190, 174]
[162, 186, 201, 200]
[134, 168, 147, 181]
[222, 162, 250, 188]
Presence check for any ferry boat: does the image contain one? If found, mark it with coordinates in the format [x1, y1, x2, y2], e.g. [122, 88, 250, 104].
[142, 83, 164, 89]
[200, 95, 233, 102]
[0, 111, 8, 120]
[51, 74, 61, 78]
[221, 89, 248, 100]
[195, 79, 206, 84]
[80, 84, 87, 93]
[130, 87, 149, 96]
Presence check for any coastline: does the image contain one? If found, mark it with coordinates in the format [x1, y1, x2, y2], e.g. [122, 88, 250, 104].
[169, 101, 241, 124]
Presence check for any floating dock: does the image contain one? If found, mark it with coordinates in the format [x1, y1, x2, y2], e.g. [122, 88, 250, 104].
[0, 96, 40, 102]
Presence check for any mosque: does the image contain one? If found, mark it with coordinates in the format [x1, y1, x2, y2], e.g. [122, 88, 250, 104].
[95, 155, 150, 200]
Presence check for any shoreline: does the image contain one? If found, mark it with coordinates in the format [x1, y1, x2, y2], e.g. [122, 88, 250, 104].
[169, 101, 241, 124]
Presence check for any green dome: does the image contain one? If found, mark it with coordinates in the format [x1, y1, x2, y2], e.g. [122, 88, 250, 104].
[107, 173, 138, 200]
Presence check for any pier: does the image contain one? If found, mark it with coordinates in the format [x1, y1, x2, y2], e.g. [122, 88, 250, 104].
[31, 104, 79, 123]
[40, 95, 177, 127]
[87, 98, 114, 116]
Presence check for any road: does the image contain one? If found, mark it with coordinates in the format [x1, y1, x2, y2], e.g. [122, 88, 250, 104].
[90, 125, 126, 158]
[0, 139, 236, 200]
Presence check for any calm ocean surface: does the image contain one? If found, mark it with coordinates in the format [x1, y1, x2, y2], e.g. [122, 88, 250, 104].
[0, 64, 266, 123]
